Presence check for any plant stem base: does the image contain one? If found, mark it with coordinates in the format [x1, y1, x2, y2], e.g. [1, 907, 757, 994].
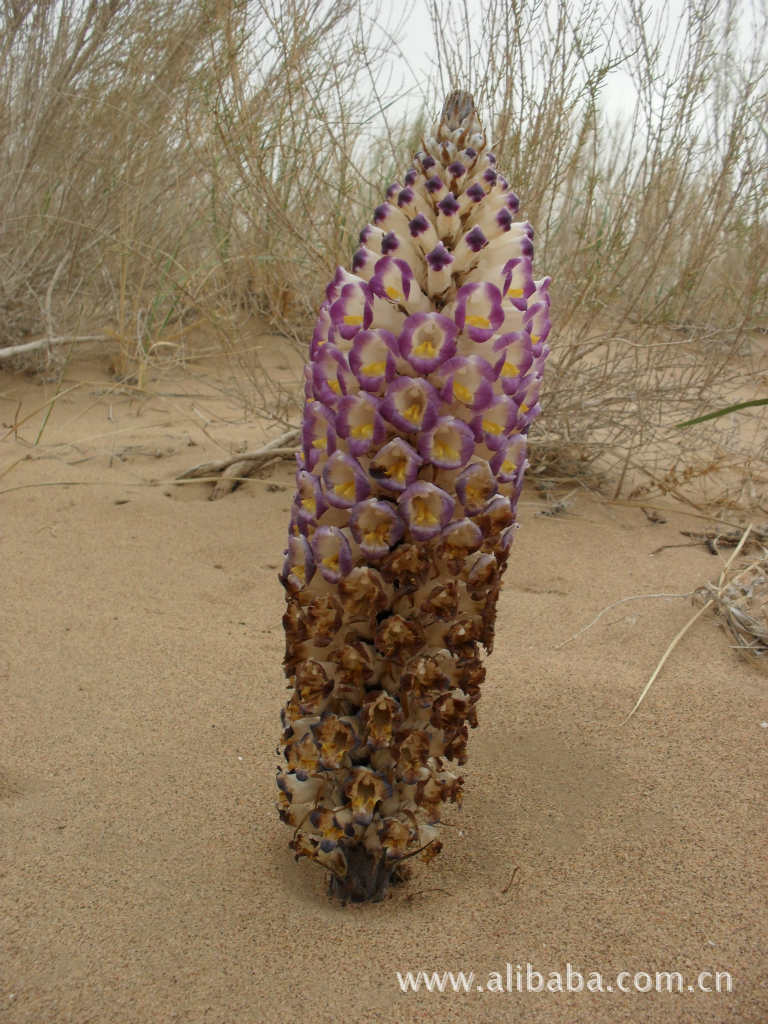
[327, 847, 394, 904]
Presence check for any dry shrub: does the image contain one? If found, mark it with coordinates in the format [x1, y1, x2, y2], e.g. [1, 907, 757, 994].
[1, 0, 766, 506]
[426, 0, 768, 505]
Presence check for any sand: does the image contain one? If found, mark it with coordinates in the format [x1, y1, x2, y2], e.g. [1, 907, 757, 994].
[1, 350, 766, 1024]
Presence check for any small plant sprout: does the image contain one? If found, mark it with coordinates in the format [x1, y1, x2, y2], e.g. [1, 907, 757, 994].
[276, 92, 550, 904]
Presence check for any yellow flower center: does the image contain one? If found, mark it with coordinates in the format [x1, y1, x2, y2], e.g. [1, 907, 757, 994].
[365, 522, 392, 547]
[311, 437, 326, 450]
[362, 361, 385, 376]
[328, 379, 341, 395]
[336, 481, 356, 500]
[502, 361, 518, 377]
[482, 419, 502, 435]
[322, 554, 339, 572]
[390, 457, 407, 483]
[412, 324, 440, 358]
[412, 496, 437, 526]
[453, 381, 473, 404]
[465, 314, 490, 328]
[343, 314, 363, 326]
[434, 439, 458, 461]
[351, 422, 373, 439]
[404, 400, 424, 423]
[386, 286, 403, 301]
[507, 287, 523, 297]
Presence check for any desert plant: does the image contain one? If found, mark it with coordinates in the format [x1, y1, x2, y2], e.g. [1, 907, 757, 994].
[275, 92, 549, 903]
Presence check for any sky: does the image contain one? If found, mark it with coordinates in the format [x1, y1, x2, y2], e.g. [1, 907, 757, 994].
[367, 0, 764, 128]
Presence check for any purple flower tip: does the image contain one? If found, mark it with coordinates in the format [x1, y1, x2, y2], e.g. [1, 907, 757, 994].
[426, 176, 444, 194]
[437, 193, 460, 216]
[465, 226, 488, 253]
[409, 213, 430, 237]
[496, 208, 513, 231]
[447, 161, 465, 178]
[427, 243, 454, 272]
[466, 182, 485, 202]
[381, 231, 399, 255]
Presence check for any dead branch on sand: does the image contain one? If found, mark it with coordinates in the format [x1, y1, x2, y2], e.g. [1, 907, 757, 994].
[175, 428, 299, 499]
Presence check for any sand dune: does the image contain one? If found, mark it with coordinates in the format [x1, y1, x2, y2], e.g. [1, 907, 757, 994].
[1, 353, 765, 1023]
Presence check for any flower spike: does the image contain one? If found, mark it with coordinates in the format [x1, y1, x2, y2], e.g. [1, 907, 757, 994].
[277, 90, 549, 903]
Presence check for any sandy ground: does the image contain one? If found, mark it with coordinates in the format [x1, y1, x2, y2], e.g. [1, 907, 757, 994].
[1, 350, 766, 1024]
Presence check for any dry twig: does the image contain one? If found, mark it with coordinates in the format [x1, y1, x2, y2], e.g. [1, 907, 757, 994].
[623, 524, 760, 722]
[174, 427, 299, 499]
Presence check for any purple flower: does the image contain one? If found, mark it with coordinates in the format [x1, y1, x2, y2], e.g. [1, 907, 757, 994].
[334, 393, 386, 456]
[325, 266, 363, 304]
[369, 256, 430, 314]
[295, 469, 326, 530]
[350, 499, 405, 559]
[381, 376, 440, 434]
[455, 460, 497, 514]
[452, 226, 489, 271]
[480, 223, 534, 270]
[309, 305, 334, 360]
[453, 282, 505, 342]
[493, 332, 534, 394]
[462, 181, 486, 209]
[514, 376, 543, 426]
[321, 451, 371, 507]
[501, 257, 535, 309]
[409, 214, 439, 253]
[435, 355, 496, 411]
[359, 223, 386, 253]
[368, 437, 422, 493]
[311, 526, 353, 583]
[397, 187, 431, 222]
[425, 175, 447, 200]
[425, 242, 454, 296]
[311, 344, 355, 406]
[490, 435, 527, 483]
[436, 193, 461, 239]
[426, 243, 453, 272]
[302, 401, 337, 470]
[465, 190, 520, 237]
[527, 278, 552, 344]
[470, 395, 519, 449]
[329, 282, 373, 341]
[398, 312, 458, 373]
[446, 161, 466, 181]
[398, 481, 454, 541]
[348, 329, 398, 392]
[418, 416, 476, 470]
[351, 246, 379, 280]
[280, 535, 315, 592]
[372, 202, 412, 238]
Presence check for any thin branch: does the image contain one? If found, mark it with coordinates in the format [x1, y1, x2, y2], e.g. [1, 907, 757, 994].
[0, 336, 109, 360]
